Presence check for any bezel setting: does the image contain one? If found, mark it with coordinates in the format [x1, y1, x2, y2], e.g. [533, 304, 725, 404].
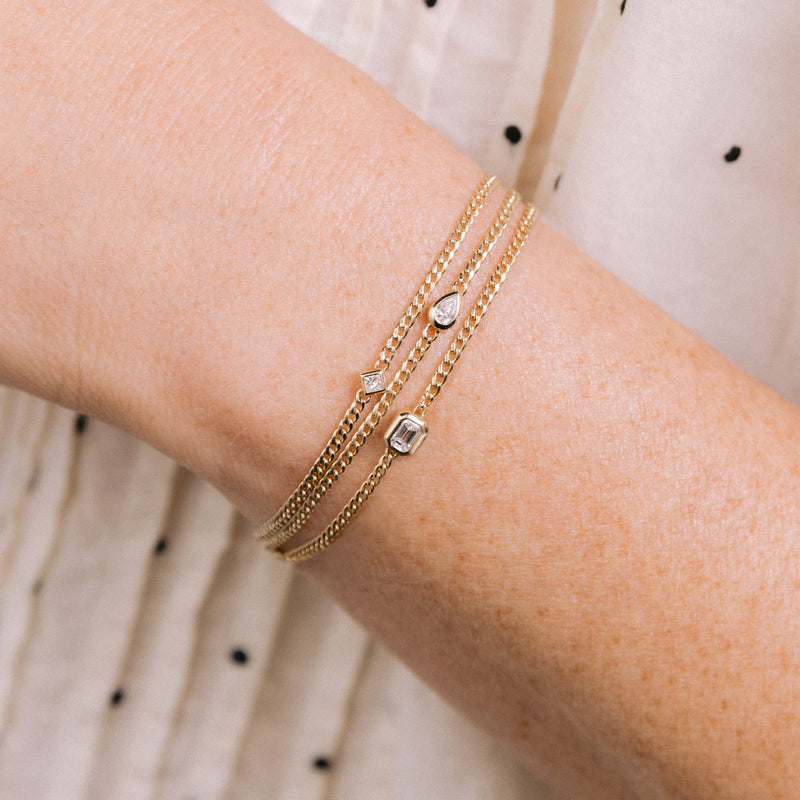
[385, 411, 428, 455]
[360, 369, 387, 396]
[429, 290, 461, 330]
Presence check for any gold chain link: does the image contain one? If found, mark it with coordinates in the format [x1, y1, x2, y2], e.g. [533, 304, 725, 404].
[415, 205, 538, 416]
[260, 190, 519, 549]
[253, 175, 498, 542]
[272, 203, 539, 562]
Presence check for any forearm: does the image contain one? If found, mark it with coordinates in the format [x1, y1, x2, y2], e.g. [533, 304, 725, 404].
[1, 2, 798, 798]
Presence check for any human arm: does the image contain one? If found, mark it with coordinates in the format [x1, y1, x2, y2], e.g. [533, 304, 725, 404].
[1, 2, 798, 797]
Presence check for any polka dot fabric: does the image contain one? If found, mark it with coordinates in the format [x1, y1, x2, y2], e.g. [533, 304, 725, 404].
[543, 2, 800, 405]
[0, 2, 796, 799]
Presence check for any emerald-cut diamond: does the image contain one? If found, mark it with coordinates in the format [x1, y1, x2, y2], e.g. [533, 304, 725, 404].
[429, 291, 461, 330]
[385, 412, 428, 455]
[361, 369, 386, 396]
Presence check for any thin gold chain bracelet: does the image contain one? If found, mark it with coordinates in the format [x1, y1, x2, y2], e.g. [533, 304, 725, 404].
[271, 203, 539, 563]
[253, 175, 499, 545]
[260, 189, 520, 550]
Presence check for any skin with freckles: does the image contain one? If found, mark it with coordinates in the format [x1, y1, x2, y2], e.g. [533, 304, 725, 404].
[0, 2, 798, 798]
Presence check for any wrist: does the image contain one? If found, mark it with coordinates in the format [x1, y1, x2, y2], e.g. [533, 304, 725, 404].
[0, 0, 487, 520]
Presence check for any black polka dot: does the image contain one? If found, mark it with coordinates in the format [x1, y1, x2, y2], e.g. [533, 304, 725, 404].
[504, 125, 522, 145]
[312, 755, 333, 771]
[32, 578, 44, 595]
[724, 145, 741, 163]
[553, 173, 562, 191]
[620, 0, 626, 14]
[424, 0, 437, 7]
[153, 537, 169, 555]
[27, 465, 40, 491]
[74, 414, 89, 434]
[230, 647, 249, 665]
[110, 688, 125, 707]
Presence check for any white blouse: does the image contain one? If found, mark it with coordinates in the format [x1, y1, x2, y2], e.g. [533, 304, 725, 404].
[0, 2, 796, 798]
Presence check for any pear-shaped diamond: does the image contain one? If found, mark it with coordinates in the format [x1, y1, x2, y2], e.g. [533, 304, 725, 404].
[429, 291, 460, 330]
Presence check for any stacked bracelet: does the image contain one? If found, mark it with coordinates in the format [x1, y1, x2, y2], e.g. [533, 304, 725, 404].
[255, 176, 539, 562]
[254, 175, 497, 541]
[260, 188, 519, 550]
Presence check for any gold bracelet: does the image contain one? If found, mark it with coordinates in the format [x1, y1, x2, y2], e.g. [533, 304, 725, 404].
[253, 175, 499, 544]
[260, 189, 520, 550]
[271, 203, 539, 563]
